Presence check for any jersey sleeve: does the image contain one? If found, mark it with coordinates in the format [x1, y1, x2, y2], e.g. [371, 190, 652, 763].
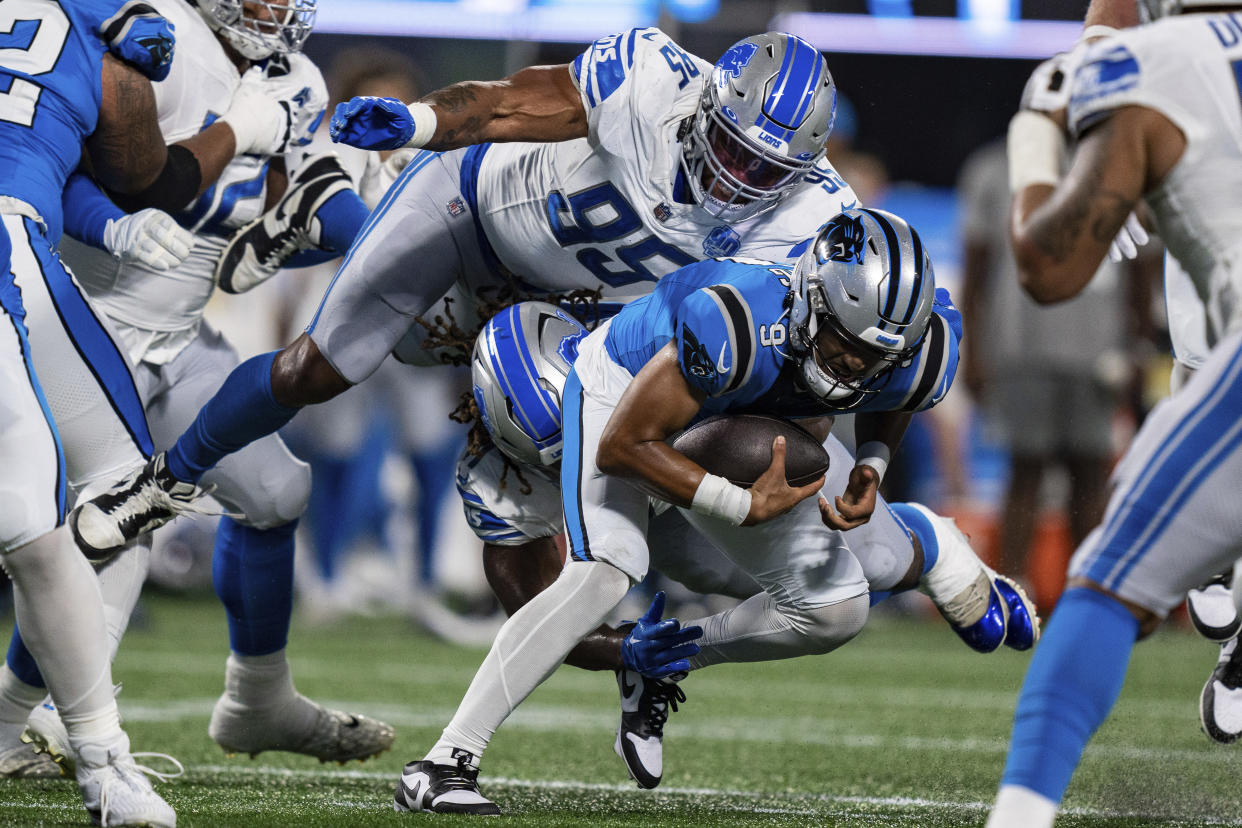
[571, 27, 707, 156]
[856, 287, 961, 414]
[456, 448, 563, 546]
[99, 1, 175, 81]
[674, 279, 764, 399]
[261, 52, 329, 153]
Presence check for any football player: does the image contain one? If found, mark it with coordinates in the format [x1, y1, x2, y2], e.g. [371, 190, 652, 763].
[0, 0, 396, 775]
[68, 29, 861, 555]
[989, 0, 1242, 824]
[398, 209, 1040, 815]
[0, 1, 187, 823]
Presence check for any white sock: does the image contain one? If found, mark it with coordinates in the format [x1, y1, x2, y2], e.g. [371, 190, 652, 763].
[2, 529, 124, 754]
[427, 560, 630, 763]
[222, 650, 297, 707]
[911, 504, 992, 626]
[986, 784, 1058, 828]
[96, 538, 151, 663]
[0, 664, 47, 727]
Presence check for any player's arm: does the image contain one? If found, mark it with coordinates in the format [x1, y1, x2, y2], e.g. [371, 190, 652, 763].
[330, 64, 587, 152]
[820, 411, 911, 531]
[597, 342, 821, 526]
[1009, 109, 1183, 304]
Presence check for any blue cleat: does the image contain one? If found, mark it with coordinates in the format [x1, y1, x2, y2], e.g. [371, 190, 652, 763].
[946, 577, 1010, 654]
[995, 576, 1040, 651]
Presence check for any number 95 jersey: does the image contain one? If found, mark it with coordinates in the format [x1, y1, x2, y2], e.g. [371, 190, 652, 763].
[473, 28, 858, 305]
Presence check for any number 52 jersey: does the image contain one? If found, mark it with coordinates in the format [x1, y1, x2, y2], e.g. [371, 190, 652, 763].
[471, 28, 859, 305]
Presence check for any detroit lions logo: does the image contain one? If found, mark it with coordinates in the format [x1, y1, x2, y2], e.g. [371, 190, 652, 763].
[703, 226, 740, 258]
[681, 325, 717, 381]
[717, 42, 758, 80]
[821, 214, 867, 264]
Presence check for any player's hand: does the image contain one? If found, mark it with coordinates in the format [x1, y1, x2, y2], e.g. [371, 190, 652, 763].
[620, 591, 702, 679]
[1107, 212, 1151, 261]
[222, 70, 297, 157]
[102, 209, 194, 271]
[743, 436, 825, 526]
[818, 464, 879, 531]
[330, 97, 415, 151]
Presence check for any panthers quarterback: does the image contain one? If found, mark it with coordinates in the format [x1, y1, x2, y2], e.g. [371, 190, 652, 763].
[400, 209, 1040, 815]
[990, 0, 1242, 824]
[70, 29, 864, 557]
[0, 0, 394, 778]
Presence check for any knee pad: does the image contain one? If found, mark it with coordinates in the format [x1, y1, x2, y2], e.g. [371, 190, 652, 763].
[789, 593, 870, 656]
[216, 451, 311, 529]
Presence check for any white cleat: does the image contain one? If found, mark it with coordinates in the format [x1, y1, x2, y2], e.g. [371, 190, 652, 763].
[613, 669, 685, 789]
[208, 691, 394, 763]
[21, 700, 75, 776]
[393, 750, 500, 815]
[1201, 637, 1242, 744]
[1188, 570, 1241, 643]
[76, 740, 180, 828]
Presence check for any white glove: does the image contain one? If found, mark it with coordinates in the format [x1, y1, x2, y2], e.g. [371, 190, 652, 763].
[101, 209, 194, 271]
[1108, 212, 1151, 262]
[360, 147, 417, 208]
[221, 69, 295, 157]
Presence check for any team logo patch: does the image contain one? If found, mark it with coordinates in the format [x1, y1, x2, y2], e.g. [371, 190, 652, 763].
[653, 202, 672, 222]
[680, 325, 717, 381]
[447, 197, 467, 218]
[717, 42, 758, 81]
[822, 214, 867, 264]
[702, 226, 741, 258]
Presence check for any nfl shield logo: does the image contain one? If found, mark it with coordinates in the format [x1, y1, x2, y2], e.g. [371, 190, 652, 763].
[447, 197, 467, 218]
[702, 225, 740, 258]
[653, 202, 672, 222]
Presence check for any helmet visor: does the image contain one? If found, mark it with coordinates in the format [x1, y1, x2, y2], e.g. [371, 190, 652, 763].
[705, 119, 805, 193]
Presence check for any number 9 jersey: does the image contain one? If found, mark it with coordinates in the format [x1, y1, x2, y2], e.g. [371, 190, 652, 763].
[473, 28, 859, 305]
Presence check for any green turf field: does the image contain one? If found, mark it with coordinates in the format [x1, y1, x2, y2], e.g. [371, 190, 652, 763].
[2, 591, 1240, 827]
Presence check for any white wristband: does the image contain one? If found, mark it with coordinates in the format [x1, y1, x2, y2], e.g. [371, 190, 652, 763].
[691, 473, 752, 526]
[855, 441, 891, 483]
[1007, 110, 1067, 193]
[1081, 24, 1119, 41]
[403, 101, 438, 149]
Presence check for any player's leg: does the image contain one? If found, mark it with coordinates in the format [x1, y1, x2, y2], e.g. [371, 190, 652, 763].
[400, 350, 648, 815]
[988, 329, 1242, 828]
[71, 149, 483, 555]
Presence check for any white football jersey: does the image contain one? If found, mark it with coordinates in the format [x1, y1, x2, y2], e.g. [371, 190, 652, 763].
[457, 446, 563, 545]
[65, 0, 327, 363]
[473, 28, 858, 308]
[1069, 15, 1242, 352]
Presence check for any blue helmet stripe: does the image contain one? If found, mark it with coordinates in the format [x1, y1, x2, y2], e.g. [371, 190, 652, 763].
[767, 35, 819, 128]
[765, 36, 797, 125]
[489, 307, 560, 446]
[788, 44, 825, 129]
[862, 208, 902, 332]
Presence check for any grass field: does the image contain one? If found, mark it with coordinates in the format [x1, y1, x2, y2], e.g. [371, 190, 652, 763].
[2, 591, 1241, 827]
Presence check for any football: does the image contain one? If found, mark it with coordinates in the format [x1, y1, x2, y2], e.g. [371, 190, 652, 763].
[671, 414, 830, 488]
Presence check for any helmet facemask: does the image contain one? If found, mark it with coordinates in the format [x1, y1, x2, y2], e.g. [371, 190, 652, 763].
[197, 0, 316, 61]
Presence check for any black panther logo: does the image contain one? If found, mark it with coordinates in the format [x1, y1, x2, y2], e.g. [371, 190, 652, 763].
[822, 214, 867, 264]
[681, 324, 717, 380]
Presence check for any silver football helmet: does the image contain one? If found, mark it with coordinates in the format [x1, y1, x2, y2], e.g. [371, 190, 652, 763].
[682, 32, 836, 223]
[196, 0, 316, 60]
[787, 208, 935, 406]
[1139, 0, 1242, 19]
[471, 301, 588, 467]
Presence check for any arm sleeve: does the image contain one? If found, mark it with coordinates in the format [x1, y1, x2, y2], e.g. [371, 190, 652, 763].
[62, 172, 125, 249]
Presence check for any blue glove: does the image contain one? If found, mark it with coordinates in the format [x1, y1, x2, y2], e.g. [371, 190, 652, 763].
[620, 592, 702, 679]
[329, 96, 414, 151]
[106, 13, 175, 81]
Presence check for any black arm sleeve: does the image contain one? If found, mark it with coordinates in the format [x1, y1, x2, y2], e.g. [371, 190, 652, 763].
[108, 144, 201, 214]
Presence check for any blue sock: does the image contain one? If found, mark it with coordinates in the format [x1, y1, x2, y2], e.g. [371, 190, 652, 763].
[212, 517, 297, 656]
[869, 502, 940, 607]
[6, 628, 45, 689]
[315, 189, 368, 254]
[1002, 587, 1139, 801]
[166, 351, 299, 484]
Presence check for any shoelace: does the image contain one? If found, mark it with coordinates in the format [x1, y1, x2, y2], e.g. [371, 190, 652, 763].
[97, 753, 183, 826]
[437, 756, 483, 794]
[642, 681, 687, 736]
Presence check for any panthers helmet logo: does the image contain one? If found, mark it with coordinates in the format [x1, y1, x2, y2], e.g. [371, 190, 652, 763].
[822, 214, 867, 264]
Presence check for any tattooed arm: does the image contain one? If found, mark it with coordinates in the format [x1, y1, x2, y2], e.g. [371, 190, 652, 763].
[421, 64, 587, 151]
[86, 53, 168, 193]
[1009, 106, 1184, 304]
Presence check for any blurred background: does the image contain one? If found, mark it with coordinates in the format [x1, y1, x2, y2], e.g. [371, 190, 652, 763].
[87, 0, 1178, 639]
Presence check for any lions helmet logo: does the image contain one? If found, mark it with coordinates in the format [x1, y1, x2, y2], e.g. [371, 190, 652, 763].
[822, 213, 867, 264]
[716, 42, 758, 81]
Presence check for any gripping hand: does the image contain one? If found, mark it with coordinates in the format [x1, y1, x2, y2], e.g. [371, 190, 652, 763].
[620, 592, 702, 679]
[1108, 212, 1151, 262]
[330, 97, 415, 151]
[102, 209, 194, 271]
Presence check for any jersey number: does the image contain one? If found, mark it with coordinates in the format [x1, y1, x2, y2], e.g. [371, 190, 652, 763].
[545, 182, 697, 288]
[0, 0, 69, 127]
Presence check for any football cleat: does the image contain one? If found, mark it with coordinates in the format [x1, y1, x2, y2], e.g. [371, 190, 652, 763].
[1200, 637, 1242, 744]
[614, 669, 686, 789]
[208, 691, 394, 763]
[0, 739, 63, 779]
[70, 453, 208, 564]
[1188, 570, 1240, 643]
[21, 700, 75, 776]
[76, 739, 180, 828]
[214, 152, 354, 294]
[995, 576, 1040, 651]
[393, 749, 500, 815]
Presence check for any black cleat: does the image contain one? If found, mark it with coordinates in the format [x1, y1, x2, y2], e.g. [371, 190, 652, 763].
[1188, 569, 1240, 643]
[393, 749, 500, 815]
[613, 669, 685, 789]
[1201, 637, 1242, 744]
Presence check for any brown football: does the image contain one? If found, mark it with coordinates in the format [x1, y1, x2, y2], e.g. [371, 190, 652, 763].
[671, 414, 830, 488]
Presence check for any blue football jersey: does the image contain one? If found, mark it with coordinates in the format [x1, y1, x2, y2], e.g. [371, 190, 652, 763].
[603, 258, 961, 421]
[0, 0, 174, 242]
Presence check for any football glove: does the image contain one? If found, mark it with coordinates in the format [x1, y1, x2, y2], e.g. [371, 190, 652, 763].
[330, 97, 414, 151]
[1108, 211, 1151, 262]
[102, 208, 194, 271]
[621, 592, 702, 679]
